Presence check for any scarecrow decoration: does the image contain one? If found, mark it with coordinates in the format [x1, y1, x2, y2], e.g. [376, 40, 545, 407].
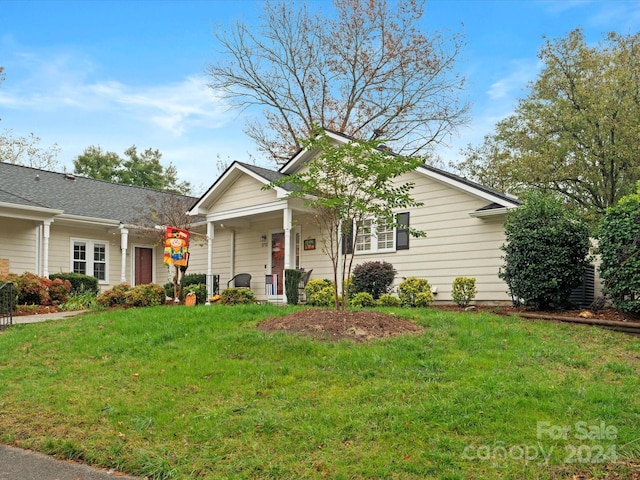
[163, 227, 189, 267]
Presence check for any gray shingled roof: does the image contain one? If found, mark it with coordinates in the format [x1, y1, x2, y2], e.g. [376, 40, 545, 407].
[281, 128, 521, 208]
[0, 162, 198, 225]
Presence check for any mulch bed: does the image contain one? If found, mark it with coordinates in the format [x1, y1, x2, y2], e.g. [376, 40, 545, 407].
[258, 305, 640, 342]
[257, 308, 424, 342]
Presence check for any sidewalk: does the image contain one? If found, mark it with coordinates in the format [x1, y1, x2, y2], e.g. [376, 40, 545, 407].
[2, 310, 141, 479]
[11, 310, 87, 324]
[0, 444, 140, 479]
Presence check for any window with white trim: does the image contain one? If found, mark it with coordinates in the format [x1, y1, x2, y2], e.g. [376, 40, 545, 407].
[355, 217, 396, 253]
[72, 239, 108, 282]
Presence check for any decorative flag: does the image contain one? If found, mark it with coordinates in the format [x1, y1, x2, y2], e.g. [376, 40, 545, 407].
[163, 227, 189, 266]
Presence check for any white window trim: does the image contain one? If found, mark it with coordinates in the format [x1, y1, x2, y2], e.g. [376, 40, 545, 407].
[355, 218, 396, 254]
[70, 237, 109, 284]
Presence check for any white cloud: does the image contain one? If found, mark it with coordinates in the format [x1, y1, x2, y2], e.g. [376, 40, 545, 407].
[487, 59, 540, 101]
[0, 40, 231, 136]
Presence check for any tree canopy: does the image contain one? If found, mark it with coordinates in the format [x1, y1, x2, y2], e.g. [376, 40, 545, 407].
[73, 145, 192, 194]
[208, 0, 468, 163]
[0, 130, 61, 170]
[456, 29, 640, 224]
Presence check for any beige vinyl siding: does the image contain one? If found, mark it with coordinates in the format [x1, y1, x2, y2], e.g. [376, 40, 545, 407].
[0, 218, 38, 274]
[208, 175, 278, 214]
[47, 224, 119, 289]
[352, 170, 511, 303]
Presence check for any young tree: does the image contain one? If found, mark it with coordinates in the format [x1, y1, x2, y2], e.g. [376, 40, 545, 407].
[265, 127, 425, 311]
[499, 192, 591, 310]
[133, 194, 199, 301]
[208, 0, 467, 163]
[72, 145, 192, 194]
[456, 29, 640, 225]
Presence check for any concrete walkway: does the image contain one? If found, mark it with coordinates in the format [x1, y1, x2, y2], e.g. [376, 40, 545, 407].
[11, 310, 87, 324]
[0, 445, 140, 479]
[2, 310, 141, 479]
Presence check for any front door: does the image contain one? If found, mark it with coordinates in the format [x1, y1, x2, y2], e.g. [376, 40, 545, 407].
[270, 232, 284, 295]
[134, 247, 153, 285]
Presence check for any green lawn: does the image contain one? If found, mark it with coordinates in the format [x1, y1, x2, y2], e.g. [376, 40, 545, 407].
[0, 304, 638, 479]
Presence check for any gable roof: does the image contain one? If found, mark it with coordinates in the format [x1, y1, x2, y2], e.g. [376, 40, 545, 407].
[189, 161, 293, 214]
[0, 162, 198, 226]
[279, 128, 520, 211]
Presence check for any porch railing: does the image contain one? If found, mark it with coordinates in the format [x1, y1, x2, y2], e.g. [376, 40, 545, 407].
[0, 282, 14, 330]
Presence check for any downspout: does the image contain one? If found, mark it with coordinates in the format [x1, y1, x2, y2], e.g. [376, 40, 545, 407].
[230, 228, 235, 280]
[35, 225, 42, 275]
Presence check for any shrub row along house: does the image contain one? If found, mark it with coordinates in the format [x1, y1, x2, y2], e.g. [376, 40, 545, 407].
[1, 130, 523, 304]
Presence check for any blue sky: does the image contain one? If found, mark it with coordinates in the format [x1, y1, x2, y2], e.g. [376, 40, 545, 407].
[2, 0, 640, 193]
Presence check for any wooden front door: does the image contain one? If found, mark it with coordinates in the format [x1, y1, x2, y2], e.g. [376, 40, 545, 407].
[134, 247, 153, 285]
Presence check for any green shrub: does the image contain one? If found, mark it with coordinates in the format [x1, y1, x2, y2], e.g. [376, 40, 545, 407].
[598, 183, 640, 313]
[50, 273, 99, 295]
[415, 291, 434, 308]
[305, 279, 333, 301]
[163, 282, 175, 299]
[124, 283, 166, 308]
[97, 283, 131, 308]
[499, 192, 591, 310]
[308, 286, 336, 307]
[352, 261, 397, 299]
[351, 292, 375, 308]
[398, 277, 433, 307]
[451, 276, 477, 307]
[377, 293, 401, 307]
[60, 291, 99, 311]
[17, 272, 51, 305]
[48, 278, 72, 305]
[181, 273, 206, 288]
[220, 287, 257, 305]
[183, 284, 207, 304]
[284, 269, 304, 305]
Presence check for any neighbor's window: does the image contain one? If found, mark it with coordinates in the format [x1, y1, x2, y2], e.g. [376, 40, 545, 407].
[72, 239, 107, 281]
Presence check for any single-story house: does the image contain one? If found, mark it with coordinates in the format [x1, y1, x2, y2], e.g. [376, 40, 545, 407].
[188, 130, 524, 305]
[1, 130, 600, 305]
[0, 162, 207, 289]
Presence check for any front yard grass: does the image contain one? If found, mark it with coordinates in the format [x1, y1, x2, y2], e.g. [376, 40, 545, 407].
[0, 304, 638, 479]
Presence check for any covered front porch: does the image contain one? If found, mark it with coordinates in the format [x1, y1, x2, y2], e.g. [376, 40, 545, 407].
[201, 198, 326, 303]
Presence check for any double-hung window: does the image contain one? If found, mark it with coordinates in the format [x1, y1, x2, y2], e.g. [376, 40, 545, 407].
[355, 217, 396, 254]
[72, 239, 107, 282]
[344, 213, 410, 254]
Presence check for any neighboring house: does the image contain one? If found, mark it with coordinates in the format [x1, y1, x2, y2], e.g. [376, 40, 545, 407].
[0, 162, 205, 290]
[189, 130, 522, 305]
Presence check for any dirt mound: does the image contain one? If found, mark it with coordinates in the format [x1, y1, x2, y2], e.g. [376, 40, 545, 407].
[257, 308, 424, 342]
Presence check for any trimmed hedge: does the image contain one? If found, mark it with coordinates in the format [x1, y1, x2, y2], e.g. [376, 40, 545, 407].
[50, 272, 99, 295]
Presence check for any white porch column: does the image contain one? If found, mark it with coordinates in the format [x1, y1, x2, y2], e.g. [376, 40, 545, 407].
[42, 220, 51, 278]
[119, 226, 129, 283]
[283, 207, 292, 303]
[206, 221, 214, 304]
[207, 221, 214, 277]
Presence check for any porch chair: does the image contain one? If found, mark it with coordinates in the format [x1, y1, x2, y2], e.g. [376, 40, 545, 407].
[227, 273, 252, 289]
[298, 269, 313, 303]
